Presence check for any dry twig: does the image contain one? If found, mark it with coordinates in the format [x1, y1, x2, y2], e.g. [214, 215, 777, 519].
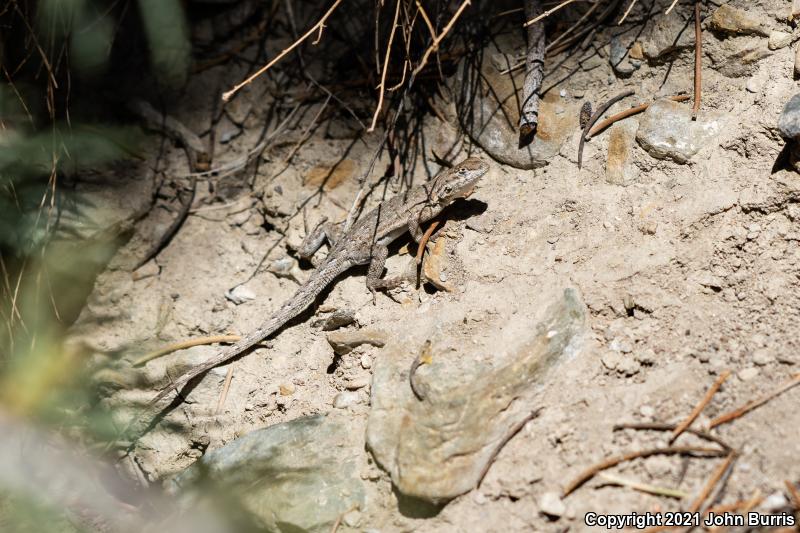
[613, 422, 732, 451]
[520, 0, 546, 143]
[412, 0, 472, 78]
[215, 366, 234, 414]
[587, 94, 690, 137]
[692, 1, 702, 119]
[670, 370, 731, 444]
[578, 89, 635, 169]
[369, 0, 402, 131]
[563, 446, 726, 497]
[524, 0, 576, 26]
[619, 0, 639, 24]
[222, 0, 343, 101]
[709, 372, 800, 428]
[133, 335, 242, 366]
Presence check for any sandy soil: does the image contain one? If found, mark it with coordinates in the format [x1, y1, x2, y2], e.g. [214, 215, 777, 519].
[70, 1, 800, 531]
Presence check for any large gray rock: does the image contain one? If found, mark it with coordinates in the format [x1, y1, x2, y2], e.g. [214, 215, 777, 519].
[172, 414, 365, 533]
[636, 99, 721, 163]
[709, 5, 769, 37]
[449, 41, 577, 169]
[366, 289, 586, 503]
[778, 94, 800, 141]
[640, 11, 694, 59]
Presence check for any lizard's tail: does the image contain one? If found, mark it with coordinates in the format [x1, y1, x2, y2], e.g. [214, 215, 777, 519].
[148, 257, 353, 406]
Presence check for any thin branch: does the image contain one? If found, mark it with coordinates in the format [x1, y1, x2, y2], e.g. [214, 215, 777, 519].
[133, 335, 242, 366]
[563, 446, 726, 497]
[619, 0, 638, 24]
[613, 422, 732, 451]
[670, 370, 731, 444]
[692, 0, 702, 119]
[587, 94, 690, 138]
[369, 0, 402, 131]
[215, 366, 234, 414]
[665, 0, 680, 15]
[578, 89, 635, 169]
[222, 0, 344, 101]
[412, 0, 472, 78]
[709, 372, 800, 429]
[524, 0, 576, 27]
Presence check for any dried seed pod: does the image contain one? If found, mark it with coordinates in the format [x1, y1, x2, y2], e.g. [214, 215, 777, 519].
[579, 101, 593, 129]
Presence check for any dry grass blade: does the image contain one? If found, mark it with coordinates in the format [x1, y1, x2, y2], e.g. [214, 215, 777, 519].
[670, 370, 731, 444]
[563, 446, 726, 497]
[222, 0, 343, 101]
[709, 372, 800, 428]
[597, 472, 688, 499]
[133, 335, 242, 366]
[215, 366, 234, 414]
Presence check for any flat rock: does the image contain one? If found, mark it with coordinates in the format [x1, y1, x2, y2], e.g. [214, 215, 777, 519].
[709, 5, 769, 37]
[450, 40, 577, 169]
[778, 94, 800, 141]
[366, 289, 586, 503]
[326, 328, 387, 355]
[640, 11, 694, 59]
[172, 414, 365, 533]
[605, 122, 638, 185]
[636, 99, 721, 163]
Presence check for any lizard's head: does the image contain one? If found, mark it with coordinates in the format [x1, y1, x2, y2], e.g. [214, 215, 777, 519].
[430, 157, 489, 205]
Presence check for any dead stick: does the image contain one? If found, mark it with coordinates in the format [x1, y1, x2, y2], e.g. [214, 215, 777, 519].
[670, 370, 731, 444]
[613, 422, 732, 451]
[215, 366, 234, 414]
[692, 0, 702, 120]
[709, 372, 800, 428]
[412, 0, 472, 78]
[578, 89, 635, 169]
[563, 446, 726, 497]
[222, 0, 343, 101]
[133, 335, 242, 366]
[368, 0, 402, 131]
[688, 452, 737, 513]
[588, 95, 690, 138]
[519, 0, 546, 142]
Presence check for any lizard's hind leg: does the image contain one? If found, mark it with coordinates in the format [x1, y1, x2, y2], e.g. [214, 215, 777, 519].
[298, 218, 343, 265]
[364, 244, 405, 303]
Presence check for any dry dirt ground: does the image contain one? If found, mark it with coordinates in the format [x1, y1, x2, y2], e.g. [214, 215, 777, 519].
[69, 1, 800, 531]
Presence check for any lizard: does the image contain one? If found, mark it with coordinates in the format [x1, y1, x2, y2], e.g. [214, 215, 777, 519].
[149, 157, 489, 405]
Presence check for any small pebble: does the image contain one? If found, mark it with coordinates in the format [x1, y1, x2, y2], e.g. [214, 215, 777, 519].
[539, 491, 566, 518]
[225, 285, 256, 305]
[752, 349, 773, 366]
[639, 405, 655, 418]
[343, 510, 362, 528]
[279, 383, 295, 396]
[333, 391, 360, 409]
[762, 491, 789, 512]
[360, 354, 373, 369]
[738, 367, 759, 381]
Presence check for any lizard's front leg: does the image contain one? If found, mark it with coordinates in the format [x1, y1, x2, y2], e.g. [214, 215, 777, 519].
[298, 218, 343, 265]
[407, 215, 424, 244]
[364, 244, 404, 304]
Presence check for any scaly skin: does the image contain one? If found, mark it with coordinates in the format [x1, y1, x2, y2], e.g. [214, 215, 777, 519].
[150, 157, 489, 406]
